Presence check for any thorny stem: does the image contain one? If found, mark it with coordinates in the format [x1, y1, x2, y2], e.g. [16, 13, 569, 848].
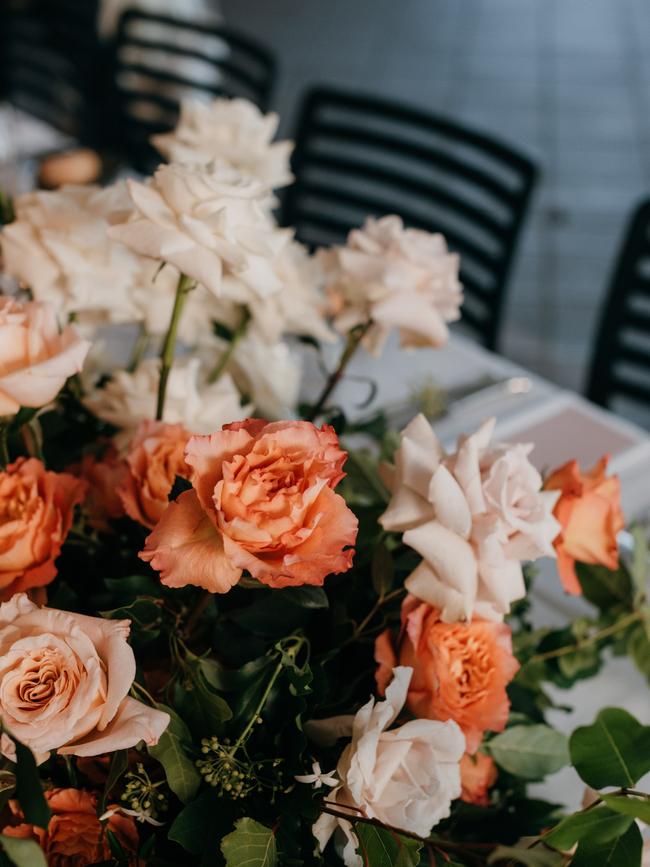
[207, 307, 251, 384]
[156, 273, 195, 421]
[306, 321, 371, 421]
[532, 610, 643, 662]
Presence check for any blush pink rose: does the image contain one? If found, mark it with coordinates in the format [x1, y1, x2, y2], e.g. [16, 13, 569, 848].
[2, 788, 139, 867]
[375, 597, 519, 753]
[0, 458, 86, 600]
[0, 296, 89, 416]
[0, 594, 169, 759]
[118, 420, 190, 530]
[140, 418, 358, 592]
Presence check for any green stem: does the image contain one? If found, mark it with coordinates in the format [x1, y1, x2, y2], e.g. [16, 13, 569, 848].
[156, 273, 195, 421]
[128, 324, 150, 372]
[207, 307, 251, 384]
[184, 590, 213, 638]
[0, 423, 8, 470]
[348, 587, 405, 645]
[532, 610, 642, 663]
[20, 417, 43, 461]
[306, 321, 371, 422]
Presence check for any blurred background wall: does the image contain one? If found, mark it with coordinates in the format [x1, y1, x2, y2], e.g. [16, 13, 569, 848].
[221, 0, 650, 393]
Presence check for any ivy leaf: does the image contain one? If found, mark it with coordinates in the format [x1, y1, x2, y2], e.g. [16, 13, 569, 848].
[0, 834, 47, 867]
[14, 740, 50, 829]
[569, 707, 650, 788]
[355, 824, 422, 867]
[485, 725, 569, 780]
[148, 704, 200, 803]
[543, 805, 632, 849]
[168, 791, 227, 855]
[569, 821, 642, 866]
[220, 817, 277, 867]
[601, 793, 650, 824]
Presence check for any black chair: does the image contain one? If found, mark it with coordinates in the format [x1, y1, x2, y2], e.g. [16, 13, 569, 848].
[0, 0, 103, 145]
[109, 9, 277, 173]
[280, 86, 538, 351]
[586, 199, 650, 419]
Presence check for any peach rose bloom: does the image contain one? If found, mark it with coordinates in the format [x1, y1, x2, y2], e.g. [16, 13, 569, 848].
[544, 456, 624, 595]
[460, 752, 498, 806]
[0, 593, 169, 759]
[0, 458, 86, 600]
[375, 597, 519, 753]
[72, 447, 126, 532]
[141, 419, 358, 592]
[0, 296, 89, 416]
[3, 788, 138, 867]
[119, 420, 190, 529]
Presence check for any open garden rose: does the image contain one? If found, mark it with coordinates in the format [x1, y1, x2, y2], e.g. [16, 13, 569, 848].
[107, 162, 290, 298]
[544, 455, 624, 595]
[84, 356, 248, 437]
[2, 788, 138, 865]
[380, 414, 560, 621]
[460, 752, 498, 806]
[140, 418, 358, 592]
[119, 420, 191, 529]
[151, 97, 294, 191]
[0, 296, 90, 416]
[0, 594, 169, 758]
[73, 446, 127, 532]
[307, 667, 465, 865]
[320, 214, 463, 355]
[375, 598, 519, 753]
[0, 458, 86, 600]
[2, 788, 139, 866]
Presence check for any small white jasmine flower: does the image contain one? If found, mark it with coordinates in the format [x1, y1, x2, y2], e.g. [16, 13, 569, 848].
[295, 761, 338, 789]
[100, 807, 164, 827]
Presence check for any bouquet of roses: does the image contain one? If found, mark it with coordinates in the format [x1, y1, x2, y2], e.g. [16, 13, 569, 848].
[0, 97, 648, 867]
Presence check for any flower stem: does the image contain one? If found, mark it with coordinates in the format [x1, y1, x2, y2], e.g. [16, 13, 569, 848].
[128, 324, 150, 372]
[307, 321, 371, 422]
[20, 417, 43, 461]
[207, 307, 251, 384]
[184, 590, 213, 638]
[156, 273, 195, 421]
[0, 423, 9, 470]
[532, 610, 642, 662]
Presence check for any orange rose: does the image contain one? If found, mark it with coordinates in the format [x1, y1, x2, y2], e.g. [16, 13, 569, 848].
[73, 446, 126, 532]
[544, 456, 624, 595]
[460, 752, 498, 806]
[119, 420, 190, 529]
[0, 458, 86, 599]
[375, 597, 519, 753]
[140, 418, 358, 592]
[2, 788, 138, 867]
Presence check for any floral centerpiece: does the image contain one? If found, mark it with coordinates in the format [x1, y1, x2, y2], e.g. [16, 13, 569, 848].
[0, 97, 648, 867]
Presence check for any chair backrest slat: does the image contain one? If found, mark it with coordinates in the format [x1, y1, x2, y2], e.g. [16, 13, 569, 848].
[587, 199, 650, 424]
[110, 8, 277, 173]
[281, 86, 538, 350]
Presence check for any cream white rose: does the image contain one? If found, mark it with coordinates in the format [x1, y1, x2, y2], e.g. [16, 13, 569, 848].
[308, 667, 464, 866]
[107, 162, 290, 299]
[151, 97, 293, 191]
[380, 415, 560, 622]
[320, 215, 463, 355]
[0, 594, 168, 759]
[0, 183, 146, 327]
[84, 356, 249, 435]
[227, 329, 301, 418]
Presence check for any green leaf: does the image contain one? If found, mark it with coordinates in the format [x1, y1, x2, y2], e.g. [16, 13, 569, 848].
[99, 749, 128, 814]
[485, 725, 569, 780]
[569, 821, 642, 867]
[630, 524, 649, 599]
[278, 586, 329, 609]
[628, 624, 650, 684]
[602, 793, 650, 824]
[576, 563, 632, 610]
[543, 805, 632, 849]
[487, 844, 564, 866]
[221, 818, 277, 867]
[372, 543, 395, 598]
[14, 740, 50, 829]
[168, 791, 223, 854]
[148, 704, 200, 803]
[0, 835, 47, 867]
[569, 707, 650, 788]
[355, 824, 422, 867]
